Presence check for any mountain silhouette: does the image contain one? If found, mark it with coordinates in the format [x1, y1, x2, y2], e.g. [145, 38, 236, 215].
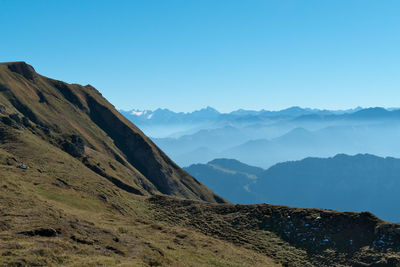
[184, 159, 263, 203]
[185, 154, 400, 222]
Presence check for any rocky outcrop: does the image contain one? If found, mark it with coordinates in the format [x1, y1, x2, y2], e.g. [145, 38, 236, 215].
[62, 135, 85, 158]
[19, 228, 58, 237]
[7, 62, 36, 80]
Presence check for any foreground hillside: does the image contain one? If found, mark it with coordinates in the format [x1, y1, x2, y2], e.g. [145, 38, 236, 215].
[1, 62, 400, 266]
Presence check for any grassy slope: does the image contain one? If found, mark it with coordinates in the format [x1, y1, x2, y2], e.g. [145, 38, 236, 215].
[0, 127, 277, 266]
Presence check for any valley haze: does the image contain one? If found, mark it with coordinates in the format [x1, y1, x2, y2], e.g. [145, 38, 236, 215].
[121, 106, 400, 168]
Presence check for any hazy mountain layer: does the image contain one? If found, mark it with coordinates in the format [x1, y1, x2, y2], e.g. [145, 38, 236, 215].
[120, 106, 366, 139]
[151, 118, 400, 168]
[186, 154, 400, 222]
[184, 159, 262, 203]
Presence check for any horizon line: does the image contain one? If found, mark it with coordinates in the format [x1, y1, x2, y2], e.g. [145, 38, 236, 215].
[118, 105, 400, 114]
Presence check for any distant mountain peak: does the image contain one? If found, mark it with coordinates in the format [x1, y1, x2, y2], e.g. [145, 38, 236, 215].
[192, 106, 220, 115]
[204, 106, 218, 111]
[129, 109, 148, 116]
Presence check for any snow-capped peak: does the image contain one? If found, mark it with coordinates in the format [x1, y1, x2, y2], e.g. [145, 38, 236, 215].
[130, 110, 147, 116]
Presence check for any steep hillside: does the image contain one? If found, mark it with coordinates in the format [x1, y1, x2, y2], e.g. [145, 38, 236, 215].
[0, 61, 224, 203]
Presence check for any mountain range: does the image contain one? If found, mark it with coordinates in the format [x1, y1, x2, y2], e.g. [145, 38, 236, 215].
[121, 106, 400, 135]
[1, 62, 400, 266]
[185, 154, 400, 222]
[120, 106, 367, 127]
[122, 106, 400, 168]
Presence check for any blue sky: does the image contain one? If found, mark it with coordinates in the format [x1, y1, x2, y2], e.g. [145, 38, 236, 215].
[1, 0, 399, 112]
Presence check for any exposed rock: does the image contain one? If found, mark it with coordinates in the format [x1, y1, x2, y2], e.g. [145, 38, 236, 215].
[0, 116, 18, 128]
[36, 90, 48, 104]
[0, 84, 9, 92]
[8, 97, 39, 124]
[7, 62, 36, 80]
[16, 163, 29, 169]
[38, 125, 51, 136]
[71, 234, 94, 245]
[98, 194, 108, 202]
[9, 113, 21, 124]
[62, 135, 85, 157]
[52, 80, 86, 110]
[0, 105, 6, 114]
[19, 228, 58, 237]
[0, 117, 9, 127]
[21, 117, 32, 128]
[54, 178, 70, 188]
[105, 245, 125, 255]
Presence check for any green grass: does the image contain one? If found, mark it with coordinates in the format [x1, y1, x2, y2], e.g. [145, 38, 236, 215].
[34, 186, 107, 213]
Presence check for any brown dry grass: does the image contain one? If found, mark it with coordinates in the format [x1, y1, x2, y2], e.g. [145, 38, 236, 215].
[0, 127, 279, 266]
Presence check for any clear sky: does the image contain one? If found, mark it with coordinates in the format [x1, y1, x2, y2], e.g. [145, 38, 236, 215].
[1, 0, 399, 112]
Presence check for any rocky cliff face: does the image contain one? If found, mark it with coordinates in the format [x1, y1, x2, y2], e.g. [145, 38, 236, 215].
[0, 61, 225, 203]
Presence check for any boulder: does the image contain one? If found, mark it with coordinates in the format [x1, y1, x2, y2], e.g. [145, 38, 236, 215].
[9, 113, 21, 124]
[62, 135, 85, 157]
[16, 163, 30, 169]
